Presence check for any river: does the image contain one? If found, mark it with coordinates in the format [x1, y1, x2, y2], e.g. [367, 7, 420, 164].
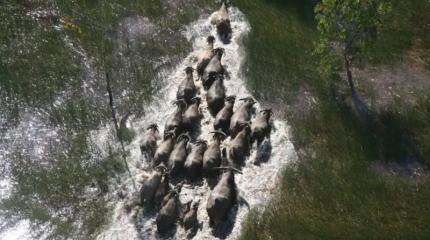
[0, 3, 296, 240]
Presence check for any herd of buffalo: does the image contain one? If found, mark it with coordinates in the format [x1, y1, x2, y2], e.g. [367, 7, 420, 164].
[135, 2, 273, 237]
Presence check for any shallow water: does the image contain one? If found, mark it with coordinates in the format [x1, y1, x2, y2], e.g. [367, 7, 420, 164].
[0, 3, 297, 239]
[96, 8, 297, 240]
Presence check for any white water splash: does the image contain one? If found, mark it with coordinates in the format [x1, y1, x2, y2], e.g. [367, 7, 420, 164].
[97, 7, 297, 240]
[0, 220, 30, 240]
[0, 26, 99, 240]
[0, 109, 61, 240]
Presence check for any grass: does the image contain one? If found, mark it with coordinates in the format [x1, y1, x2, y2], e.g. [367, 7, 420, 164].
[1, 0, 429, 239]
[0, 133, 124, 239]
[236, 0, 318, 102]
[236, 0, 430, 239]
[366, 0, 430, 67]
[0, 0, 217, 239]
[241, 99, 430, 239]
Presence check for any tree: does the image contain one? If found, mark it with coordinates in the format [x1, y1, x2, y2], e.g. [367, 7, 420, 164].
[315, 0, 390, 93]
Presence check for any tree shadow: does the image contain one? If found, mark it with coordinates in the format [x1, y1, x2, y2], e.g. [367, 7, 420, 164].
[376, 110, 419, 165]
[264, 0, 317, 27]
[341, 91, 422, 166]
[350, 92, 375, 123]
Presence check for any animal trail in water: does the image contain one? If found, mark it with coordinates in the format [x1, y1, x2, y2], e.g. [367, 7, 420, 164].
[97, 3, 296, 240]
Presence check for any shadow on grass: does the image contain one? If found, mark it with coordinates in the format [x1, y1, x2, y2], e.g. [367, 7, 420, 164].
[237, 0, 430, 239]
[240, 93, 430, 239]
[341, 92, 423, 167]
[264, 0, 317, 26]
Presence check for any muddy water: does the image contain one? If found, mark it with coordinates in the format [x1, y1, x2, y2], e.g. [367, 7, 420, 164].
[97, 7, 297, 240]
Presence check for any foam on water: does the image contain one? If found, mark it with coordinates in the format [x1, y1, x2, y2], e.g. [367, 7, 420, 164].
[1, 110, 60, 163]
[0, 220, 30, 240]
[97, 7, 297, 240]
[0, 109, 61, 239]
[0, 15, 99, 239]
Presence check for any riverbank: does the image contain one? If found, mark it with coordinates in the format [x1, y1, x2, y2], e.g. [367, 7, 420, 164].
[0, 1, 217, 239]
[237, 0, 430, 239]
[1, 1, 429, 239]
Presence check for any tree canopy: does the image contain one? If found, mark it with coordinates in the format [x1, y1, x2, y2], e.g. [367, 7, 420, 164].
[315, 0, 390, 91]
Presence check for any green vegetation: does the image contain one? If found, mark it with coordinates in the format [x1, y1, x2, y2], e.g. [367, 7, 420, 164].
[315, 0, 390, 92]
[367, 0, 430, 67]
[0, 0, 216, 239]
[236, 0, 317, 102]
[1, 134, 123, 239]
[1, 0, 429, 239]
[237, 0, 430, 239]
